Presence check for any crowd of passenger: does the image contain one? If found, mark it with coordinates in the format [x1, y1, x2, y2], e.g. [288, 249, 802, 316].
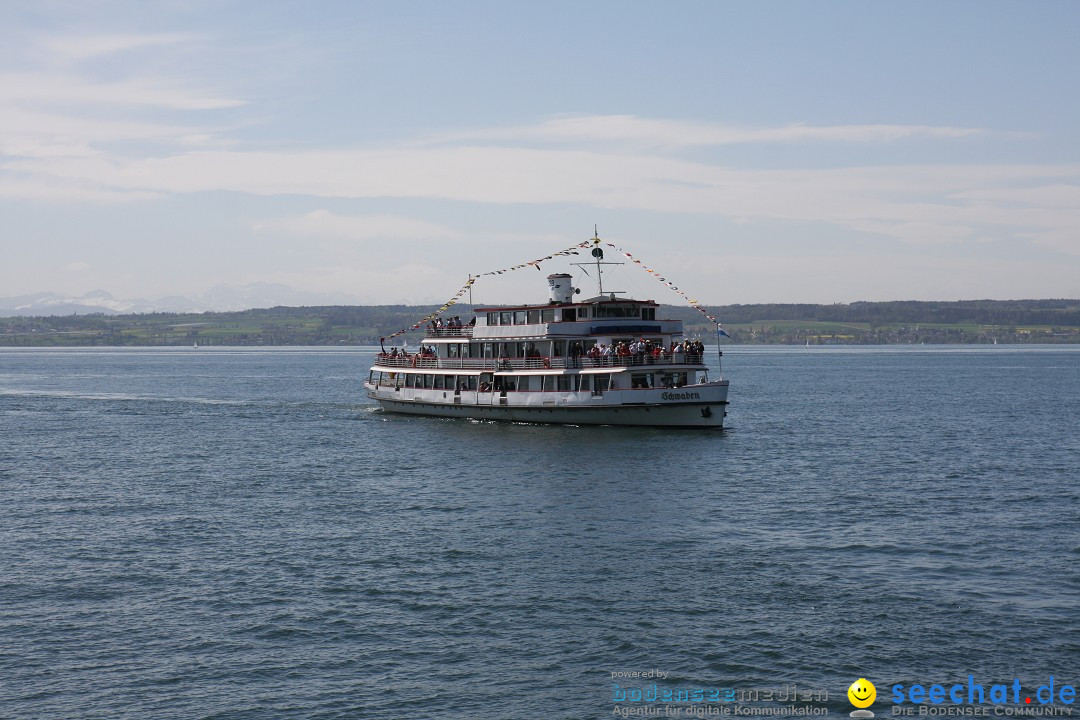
[428, 316, 474, 333]
[379, 338, 706, 367]
[378, 346, 438, 365]
[576, 339, 706, 367]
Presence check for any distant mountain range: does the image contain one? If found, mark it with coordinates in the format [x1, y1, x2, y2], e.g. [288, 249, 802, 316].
[0, 284, 356, 316]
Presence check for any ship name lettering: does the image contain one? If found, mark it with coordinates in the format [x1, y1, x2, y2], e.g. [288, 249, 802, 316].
[660, 391, 700, 400]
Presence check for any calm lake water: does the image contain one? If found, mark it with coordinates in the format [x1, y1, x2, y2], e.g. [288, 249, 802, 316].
[2, 346, 1078, 719]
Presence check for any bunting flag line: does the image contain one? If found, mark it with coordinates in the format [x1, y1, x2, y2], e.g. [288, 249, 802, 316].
[380, 240, 592, 341]
[379, 236, 724, 341]
[595, 238, 723, 326]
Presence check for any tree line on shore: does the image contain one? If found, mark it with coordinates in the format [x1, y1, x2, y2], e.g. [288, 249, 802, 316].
[3, 299, 1079, 346]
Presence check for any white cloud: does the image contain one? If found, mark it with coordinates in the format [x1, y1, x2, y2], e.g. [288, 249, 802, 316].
[254, 210, 464, 242]
[0, 107, 219, 159]
[424, 114, 989, 149]
[0, 72, 244, 110]
[0, 173, 160, 203]
[11, 146, 1078, 254]
[39, 33, 195, 61]
[0, 32, 243, 165]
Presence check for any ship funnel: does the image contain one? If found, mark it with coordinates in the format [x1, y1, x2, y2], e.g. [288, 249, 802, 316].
[547, 273, 575, 304]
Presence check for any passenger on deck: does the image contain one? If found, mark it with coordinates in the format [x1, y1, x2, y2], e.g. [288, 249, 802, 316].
[587, 344, 601, 366]
[570, 342, 583, 368]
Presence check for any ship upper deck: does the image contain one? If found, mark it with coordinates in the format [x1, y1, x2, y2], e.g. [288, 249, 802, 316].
[426, 296, 680, 341]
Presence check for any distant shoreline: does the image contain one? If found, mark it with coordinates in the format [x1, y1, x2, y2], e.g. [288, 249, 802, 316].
[3, 299, 1079, 346]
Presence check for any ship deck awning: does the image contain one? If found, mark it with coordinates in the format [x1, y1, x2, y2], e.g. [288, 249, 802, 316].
[492, 367, 629, 376]
[372, 366, 485, 375]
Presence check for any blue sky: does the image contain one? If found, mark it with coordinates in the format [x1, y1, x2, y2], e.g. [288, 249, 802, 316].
[2, 0, 1079, 308]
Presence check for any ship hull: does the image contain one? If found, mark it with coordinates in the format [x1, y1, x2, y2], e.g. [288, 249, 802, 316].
[364, 381, 729, 428]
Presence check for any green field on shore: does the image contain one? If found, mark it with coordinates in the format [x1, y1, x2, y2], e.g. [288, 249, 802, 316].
[4, 300, 1079, 346]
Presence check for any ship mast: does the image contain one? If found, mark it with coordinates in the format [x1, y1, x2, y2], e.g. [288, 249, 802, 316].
[573, 226, 624, 297]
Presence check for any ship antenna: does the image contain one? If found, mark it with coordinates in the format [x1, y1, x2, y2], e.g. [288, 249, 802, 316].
[592, 226, 604, 295]
[573, 225, 624, 297]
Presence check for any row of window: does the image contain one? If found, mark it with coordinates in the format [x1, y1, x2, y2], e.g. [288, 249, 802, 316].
[446, 338, 667, 358]
[371, 370, 699, 391]
[484, 305, 656, 326]
[372, 371, 612, 393]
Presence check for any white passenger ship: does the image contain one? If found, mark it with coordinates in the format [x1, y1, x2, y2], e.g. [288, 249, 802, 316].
[364, 272, 729, 428]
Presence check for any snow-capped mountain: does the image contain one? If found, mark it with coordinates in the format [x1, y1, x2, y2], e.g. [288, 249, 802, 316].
[0, 284, 356, 316]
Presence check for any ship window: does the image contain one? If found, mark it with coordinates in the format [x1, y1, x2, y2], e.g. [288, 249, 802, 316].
[514, 310, 527, 324]
[500, 311, 512, 325]
[433, 375, 445, 390]
[423, 374, 432, 389]
[631, 373, 654, 389]
[664, 372, 688, 388]
[578, 307, 588, 318]
[466, 376, 478, 390]
[541, 309, 555, 322]
[527, 309, 540, 324]
[448, 344, 459, 358]
[596, 305, 641, 318]
[592, 374, 610, 394]
[642, 307, 656, 320]
[557, 375, 572, 392]
[487, 312, 498, 325]
[562, 308, 576, 322]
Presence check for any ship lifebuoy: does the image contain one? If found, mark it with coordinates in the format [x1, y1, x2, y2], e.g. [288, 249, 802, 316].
[542, 357, 551, 369]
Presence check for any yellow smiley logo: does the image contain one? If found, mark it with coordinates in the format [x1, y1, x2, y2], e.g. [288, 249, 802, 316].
[848, 678, 876, 708]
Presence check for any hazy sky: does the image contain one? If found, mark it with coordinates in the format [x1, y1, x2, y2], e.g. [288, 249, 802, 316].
[2, 1, 1079, 307]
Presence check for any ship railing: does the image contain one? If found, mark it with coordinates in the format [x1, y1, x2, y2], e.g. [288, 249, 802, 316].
[373, 353, 707, 370]
[425, 326, 475, 338]
[580, 353, 705, 367]
[373, 355, 568, 370]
